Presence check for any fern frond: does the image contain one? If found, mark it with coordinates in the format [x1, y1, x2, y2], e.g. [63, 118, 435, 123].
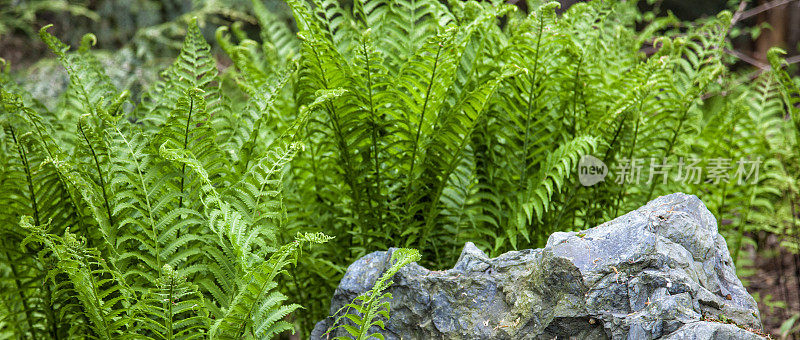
[154, 88, 230, 211]
[209, 232, 332, 339]
[381, 0, 446, 68]
[137, 18, 223, 126]
[327, 248, 420, 340]
[134, 264, 209, 339]
[768, 48, 800, 134]
[38, 27, 119, 118]
[20, 216, 134, 339]
[414, 65, 523, 247]
[252, 0, 299, 66]
[109, 120, 207, 289]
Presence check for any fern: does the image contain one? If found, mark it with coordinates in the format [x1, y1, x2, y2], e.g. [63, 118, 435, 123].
[3, 0, 799, 337]
[134, 264, 209, 339]
[769, 48, 800, 135]
[2, 16, 336, 339]
[20, 216, 134, 339]
[326, 248, 421, 340]
[137, 18, 226, 126]
[209, 232, 333, 339]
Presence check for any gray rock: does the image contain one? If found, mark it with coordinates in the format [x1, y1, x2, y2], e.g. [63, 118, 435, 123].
[18, 47, 158, 111]
[312, 193, 764, 339]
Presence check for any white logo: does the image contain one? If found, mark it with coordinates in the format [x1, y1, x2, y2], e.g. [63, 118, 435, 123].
[578, 155, 607, 187]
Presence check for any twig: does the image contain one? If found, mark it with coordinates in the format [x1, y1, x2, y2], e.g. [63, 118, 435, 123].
[724, 48, 769, 70]
[732, 0, 799, 25]
[730, 1, 748, 24]
[700, 68, 763, 100]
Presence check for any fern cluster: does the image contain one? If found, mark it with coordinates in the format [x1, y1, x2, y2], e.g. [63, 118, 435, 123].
[238, 0, 793, 331]
[0, 18, 337, 338]
[2, 0, 800, 338]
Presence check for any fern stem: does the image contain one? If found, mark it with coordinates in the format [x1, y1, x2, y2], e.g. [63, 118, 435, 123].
[550, 182, 579, 246]
[576, 110, 629, 225]
[406, 43, 444, 210]
[646, 30, 722, 201]
[6, 251, 38, 340]
[356, 297, 380, 340]
[10, 127, 41, 227]
[731, 186, 755, 263]
[420, 120, 474, 250]
[251, 146, 293, 220]
[176, 96, 195, 240]
[450, 186, 470, 259]
[790, 195, 800, 309]
[86, 256, 114, 339]
[644, 103, 689, 202]
[519, 13, 544, 188]
[16, 105, 89, 232]
[570, 54, 584, 137]
[235, 250, 292, 338]
[305, 124, 325, 204]
[289, 266, 308, 337]
[361, 38, 384, 229]
[40, 279, 59, 340]
[77, 120, 116, 239]
[613, 107, 641, 217]
[309, 44, 366, 232]
[167, 273, 175, 338]
[715, 121, 735, 224]
[326, 98, 365, 223]
[114, 127, 161, 275]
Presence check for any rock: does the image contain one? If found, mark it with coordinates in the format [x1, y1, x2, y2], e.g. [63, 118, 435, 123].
[19, 47, 158, 111]
[312, 193, 764, 339]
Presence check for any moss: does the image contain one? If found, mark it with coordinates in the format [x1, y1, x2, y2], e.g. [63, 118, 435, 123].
[702, 313, 771, 338]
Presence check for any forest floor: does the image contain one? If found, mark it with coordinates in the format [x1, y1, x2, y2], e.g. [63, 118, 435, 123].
[747, 234, 800, 338]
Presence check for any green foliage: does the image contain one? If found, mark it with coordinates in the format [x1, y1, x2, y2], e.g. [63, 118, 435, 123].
[781, 313, 800, 340]
[0, 0, 98, 38]
[3, 0, 800, 338]
[210, 232, 333, 339]
[1, 18, 337, 339]
[134, 264, 209, 339]
[216, 0, 796, 333]
[326, 248, 420, 340]
[767, 47, 800, 275]
[21, 216, 134, 339]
